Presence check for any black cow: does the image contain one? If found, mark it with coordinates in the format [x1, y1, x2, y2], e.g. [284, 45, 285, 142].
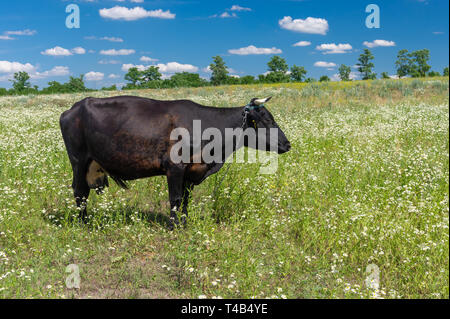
[59, 96, 291, 228]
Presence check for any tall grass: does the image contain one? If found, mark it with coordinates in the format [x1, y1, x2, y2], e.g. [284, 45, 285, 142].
[0, 78, 448, 298]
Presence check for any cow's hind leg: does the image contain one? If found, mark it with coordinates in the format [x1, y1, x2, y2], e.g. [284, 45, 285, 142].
[181, 181, 194, 226]
[166, 168, 185, 230]
[72, 163, 91, 223]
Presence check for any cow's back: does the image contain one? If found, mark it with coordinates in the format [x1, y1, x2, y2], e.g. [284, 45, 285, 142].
[66, 96, 194, 180]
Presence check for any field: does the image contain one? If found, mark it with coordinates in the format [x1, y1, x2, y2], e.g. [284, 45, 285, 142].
[0, 78, 448, 299]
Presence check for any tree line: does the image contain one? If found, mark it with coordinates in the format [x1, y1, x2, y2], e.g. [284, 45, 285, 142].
[1, 48, 448, 96]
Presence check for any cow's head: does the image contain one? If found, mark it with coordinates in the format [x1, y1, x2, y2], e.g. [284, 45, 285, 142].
[244, 97, 291, 154]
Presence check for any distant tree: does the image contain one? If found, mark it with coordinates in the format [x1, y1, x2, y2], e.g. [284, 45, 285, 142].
[444, 67, 449, 77]
[266, 56, 289, 83]
[304, 77, 316, 83]
[124, 67, 142, 87]
[395, 49, 411, 78]
[226, 76, 240, 85]
[209, 56, 229, 86]
[169, 72, 208, 87]
[141, 66, 161, 83]
[101, 84, 117, 91]
[11, 71, 31, 93]
[357, 49, 376, 80]
[239, 75, 255, 85]
[338, 64, 352, 81]
[0, 88, 8, 96]
[408, 49, 431, 77]
[290, 65, 307, 82]
[66, 75, 87, 92]
[381, 72, 390, 79]
[319, 75, 330, 82]
[427, 71, 440, 77]
[257, 74, 268, 83]
[42, 81, 66, 94]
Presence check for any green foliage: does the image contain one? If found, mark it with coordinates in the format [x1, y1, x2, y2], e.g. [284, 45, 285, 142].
[381, 72, 390, 79]
[444, 67, 449, 77]
[265, 56, 290, 83]
[11, 71, 31, 93]
[319, 75, 330, 82]
[209, 56, 229, 86]
[124, 67, 143, 87]
[338, 64, 352, 81]
[395, 49, 411, 78]
[101, 84, 118, 91]
[304, 77, 316, 83]
[65, 75, 87, 92]
[427, 71, 441, 77]
[408, 49, 431, 78]
[226, 76, 240, 85]
[141, 66, 162, 82]
[357, 49, 376, 80]
[290, 65, 307, 82]
[239, 75, 255, 85]
[168, 72, 208, 88]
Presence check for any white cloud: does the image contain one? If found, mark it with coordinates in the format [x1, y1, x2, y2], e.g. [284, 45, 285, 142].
[140, 56, 158, 63]
[99, 6, 175, 21]
[121, 63, 147, 72]
[228, 45, 282, 55]
[41, 46, 86, 56]
[41, 46, 73, 56]
[156, 62, 198, 73]
[4, 29, 37, 36]
[122, 62, 199, 74]
[220, 12, 237, 18]
[0, 61, 36, 73]
[202, 66, 212, 73]
[99, 59, 121, 64]
[86, 36, 124, 42]
[108, 74, 120, 79]
[100, 49, 135, 56]
[72, 47, 86, 55]
[316, 43, 352, 54]
[0, 35, 14, 40]
[102, 36, 123, 42]
[279, 16, 329, 35]
[293, 41, 311, 47]
[363, 39, 396, 48]
[85, 71, 105, 81]
[0, 61, 69, 81]
[230, 5, 251, 11]
[314, 61, 336, 68]
[32, 66, 70, 79]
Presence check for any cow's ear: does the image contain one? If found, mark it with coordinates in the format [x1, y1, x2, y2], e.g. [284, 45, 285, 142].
[253, 97, 272, 105]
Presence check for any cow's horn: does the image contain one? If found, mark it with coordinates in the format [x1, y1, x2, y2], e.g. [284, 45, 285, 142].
[253, 97, 272, 105]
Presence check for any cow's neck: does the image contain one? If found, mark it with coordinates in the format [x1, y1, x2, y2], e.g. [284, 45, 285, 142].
[219, 106, 247, 156]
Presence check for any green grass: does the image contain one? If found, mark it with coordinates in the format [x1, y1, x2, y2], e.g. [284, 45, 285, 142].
[0, 78, 448, 298]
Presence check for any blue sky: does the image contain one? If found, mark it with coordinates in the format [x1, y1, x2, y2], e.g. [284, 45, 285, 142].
[0, 0, 448, 89]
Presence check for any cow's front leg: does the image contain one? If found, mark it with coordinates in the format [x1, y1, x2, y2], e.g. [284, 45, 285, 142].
[166, 168, 184, 230]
